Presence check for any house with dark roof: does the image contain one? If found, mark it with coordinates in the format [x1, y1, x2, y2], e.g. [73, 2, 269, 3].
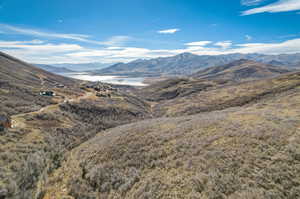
[0, 114, 11, 131]
[39, 91, 55, 96]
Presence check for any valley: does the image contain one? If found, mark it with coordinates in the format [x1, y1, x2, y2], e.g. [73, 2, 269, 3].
[62, 72, 147, 87]
[0, 51, 300, 199]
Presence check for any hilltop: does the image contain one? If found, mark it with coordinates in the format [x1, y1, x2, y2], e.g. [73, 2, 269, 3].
[192, 59, 290, 81]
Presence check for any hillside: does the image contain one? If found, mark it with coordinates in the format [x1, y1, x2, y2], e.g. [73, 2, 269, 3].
[137, 71, 300, 117]
[0, 53, 152, 199]
[192, 59, 290, 81]
[0, 52, 77, 86]
[42, 71, 300, 199]
[0, 90, 152, 198]
[0, 51, 81, 115]
[95, 53, 300, 77]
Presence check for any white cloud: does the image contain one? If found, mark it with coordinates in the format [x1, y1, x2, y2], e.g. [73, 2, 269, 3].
[214, 41, 232, 49]
[245, 35, 252, 40]
[0, 40, 44, 45]
[0, 24, 90, 41]
[232, 38, 300, 54]
[241, 0, 265, 6]
[0, 40, 85, 64]
[0, 40, 82, 52]
[0, 24, 130, 46]
[106, 46, 124, 50]
[185, 41, 212, 46]
[242, 0, 300, 15]
[157, 28, 180, 34]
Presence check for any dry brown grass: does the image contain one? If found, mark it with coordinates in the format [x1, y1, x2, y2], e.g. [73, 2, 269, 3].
[2, 55, 300, 199]
[0, 87, 151, 199]
[148, 72, 300, 117]
[41, 73, 300, 199]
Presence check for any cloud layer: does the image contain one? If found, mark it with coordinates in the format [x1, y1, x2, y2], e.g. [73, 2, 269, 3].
[242, 0, 300, 15]
[0, 24, 130, 46]
[0, 23, 300, 64]
[185, 41, 212, 46]
[214, 41, 232, 49]
[2, 37, 300, 64]
[241, 0, 265, 6]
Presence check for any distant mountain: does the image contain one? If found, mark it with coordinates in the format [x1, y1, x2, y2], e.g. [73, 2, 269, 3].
[192, 59, 290, 81]
[53, 62, 111, 71]
[96, 53, 300, 77]
[35, 64, 74, 73]
[97, 53, 232, 76]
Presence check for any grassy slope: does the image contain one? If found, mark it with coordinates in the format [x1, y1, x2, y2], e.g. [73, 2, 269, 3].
[0, 52, 76, 86]
[139, 73, 300, 117]
[0, 52, 152, 198]
[0, 51, 81, 116]
[0, 91, 150, 198]
[192, 59, 290, 81]
[0, 91, 151, 199]
[42, 72, 300, 199]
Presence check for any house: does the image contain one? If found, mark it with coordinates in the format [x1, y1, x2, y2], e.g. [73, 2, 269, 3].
[0, 115, 11, 131]
[40, 91, 55, 96]
[54, 83, 65, 88]
[57, 84, 65, 88]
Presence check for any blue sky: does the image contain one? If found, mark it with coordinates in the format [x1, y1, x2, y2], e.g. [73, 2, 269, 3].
[0, 0, 300, 64]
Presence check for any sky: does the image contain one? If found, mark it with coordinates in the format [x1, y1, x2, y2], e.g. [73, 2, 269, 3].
[0, 0, 300, 64]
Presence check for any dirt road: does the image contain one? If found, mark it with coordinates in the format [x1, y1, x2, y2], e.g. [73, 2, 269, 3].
[11, 91, 95, 130]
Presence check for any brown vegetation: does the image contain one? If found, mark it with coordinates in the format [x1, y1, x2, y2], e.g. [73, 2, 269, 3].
[0, 52, 151, 198]
[139, 72, 300, 117]
[192, 59, 290, 81]
[43, 72, 300, 199]
[1, 52, 300, 199]
[0, 87, 151, 198]
[0, 51, 82, 116]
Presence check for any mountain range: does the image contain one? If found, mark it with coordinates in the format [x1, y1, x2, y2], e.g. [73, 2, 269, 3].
[95, 53, 300, 77]
[53, 62, 111, 71]
[35, 64, 75, 73]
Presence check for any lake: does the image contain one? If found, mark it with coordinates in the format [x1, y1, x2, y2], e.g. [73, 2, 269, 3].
[62, 72, 147, 86]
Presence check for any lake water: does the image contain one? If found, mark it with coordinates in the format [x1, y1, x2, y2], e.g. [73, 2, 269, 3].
[62, 72, 147, 86]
